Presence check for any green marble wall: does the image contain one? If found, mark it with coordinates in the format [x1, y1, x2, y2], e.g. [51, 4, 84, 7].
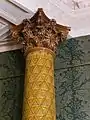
[0, 50, 25, 120]
[55, 35, 90, 120]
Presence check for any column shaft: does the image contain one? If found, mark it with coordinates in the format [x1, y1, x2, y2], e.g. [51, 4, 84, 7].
[22, 48, 56, 120]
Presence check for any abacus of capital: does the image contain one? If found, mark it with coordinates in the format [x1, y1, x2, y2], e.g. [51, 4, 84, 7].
[10, 8, 70, 120]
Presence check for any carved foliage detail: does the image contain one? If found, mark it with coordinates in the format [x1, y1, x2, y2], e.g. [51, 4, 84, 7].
[10, 8, 70, 52]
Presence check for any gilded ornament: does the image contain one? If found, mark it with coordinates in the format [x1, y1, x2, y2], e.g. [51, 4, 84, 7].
[10, 8, 70, 54]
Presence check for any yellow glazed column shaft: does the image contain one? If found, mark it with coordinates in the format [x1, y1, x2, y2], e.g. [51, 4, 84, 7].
[22, 48, 56, 120]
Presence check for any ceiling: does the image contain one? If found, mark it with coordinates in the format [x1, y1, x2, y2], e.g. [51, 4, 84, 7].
[58, 0, 90, 10]
[9, 0, 90, 37]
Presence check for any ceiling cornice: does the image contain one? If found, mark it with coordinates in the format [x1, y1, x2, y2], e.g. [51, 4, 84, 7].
[8, 0, 33, 13]
[0, 40, 22, 53]
[0, 0, 34, 25]
[0, 0, 34, 53]
[0, 0, 34, 41]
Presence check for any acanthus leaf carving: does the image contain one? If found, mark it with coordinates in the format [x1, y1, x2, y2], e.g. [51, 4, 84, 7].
[10, 8, 70, 53]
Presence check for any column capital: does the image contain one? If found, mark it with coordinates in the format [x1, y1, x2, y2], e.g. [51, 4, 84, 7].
[10, 8, 70, 53]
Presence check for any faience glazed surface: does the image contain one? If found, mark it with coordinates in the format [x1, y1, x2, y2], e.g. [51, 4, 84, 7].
[22, 48, 56, 120]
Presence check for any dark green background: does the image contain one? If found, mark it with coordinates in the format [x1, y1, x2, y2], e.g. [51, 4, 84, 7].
[55, 35, 90, 120]
[0, 50, 25, 120]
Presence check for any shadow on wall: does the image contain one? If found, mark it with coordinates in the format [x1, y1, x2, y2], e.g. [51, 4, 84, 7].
[55, 36, 90, 120]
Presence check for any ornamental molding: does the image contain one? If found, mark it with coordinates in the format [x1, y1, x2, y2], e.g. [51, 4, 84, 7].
[0, 0, 33, 52]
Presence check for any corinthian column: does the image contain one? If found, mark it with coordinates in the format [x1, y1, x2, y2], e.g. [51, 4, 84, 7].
[10, 8, 70, 120]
